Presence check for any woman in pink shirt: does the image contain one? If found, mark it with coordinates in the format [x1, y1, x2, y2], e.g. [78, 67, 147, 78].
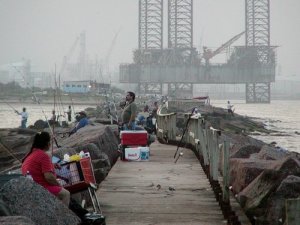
[21, 131, 70, 206]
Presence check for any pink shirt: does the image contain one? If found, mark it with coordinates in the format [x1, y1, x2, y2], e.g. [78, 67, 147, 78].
[22, 148, 62, 196]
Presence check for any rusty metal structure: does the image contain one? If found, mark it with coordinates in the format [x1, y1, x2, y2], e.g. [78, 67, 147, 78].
[167, 0, 195, 96]
[136, 0, 164, 93]
[120, 0, 276, 102]
[245, 0, 273, 103]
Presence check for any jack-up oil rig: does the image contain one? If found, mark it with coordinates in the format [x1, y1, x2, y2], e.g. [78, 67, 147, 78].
[119, 0, 276, 103]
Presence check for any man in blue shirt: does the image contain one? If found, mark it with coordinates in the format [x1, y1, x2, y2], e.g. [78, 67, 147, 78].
[69, 111, 89, 135]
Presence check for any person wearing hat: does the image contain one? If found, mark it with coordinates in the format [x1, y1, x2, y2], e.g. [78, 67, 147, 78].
[69, 111, 89, 135]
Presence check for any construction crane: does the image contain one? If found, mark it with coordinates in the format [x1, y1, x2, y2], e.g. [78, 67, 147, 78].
[202, 31, 245, 65]
[59, 36, 79, 76]
[103, 28, 121, 78]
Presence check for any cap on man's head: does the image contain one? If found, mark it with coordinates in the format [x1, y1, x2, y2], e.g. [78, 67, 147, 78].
[79, 111, 87, 116]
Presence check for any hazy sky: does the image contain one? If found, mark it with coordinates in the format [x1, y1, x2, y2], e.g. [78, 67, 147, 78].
[0, 0, 299, 80]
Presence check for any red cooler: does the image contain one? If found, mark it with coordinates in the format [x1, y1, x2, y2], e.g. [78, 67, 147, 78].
[120, 130, 148, 146]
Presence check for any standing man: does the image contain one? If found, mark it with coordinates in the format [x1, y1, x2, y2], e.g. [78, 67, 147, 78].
[227, 101, 234, 116]
[66, 105, 72, 122]
[15, 107, 28, 128]
[121, 91, 137, 130]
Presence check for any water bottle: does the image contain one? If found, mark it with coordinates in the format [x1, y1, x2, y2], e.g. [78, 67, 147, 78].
[79, 151, 85, 159]
[63, 153, 70, 162]
[26, 171, 33, 180]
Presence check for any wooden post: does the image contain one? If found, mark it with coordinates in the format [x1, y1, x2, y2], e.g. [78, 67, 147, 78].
[207, 129, 213, 180]
[223, 140, 230, 203]
[198, 121, 208, 165]
[211, 129, 219, 181]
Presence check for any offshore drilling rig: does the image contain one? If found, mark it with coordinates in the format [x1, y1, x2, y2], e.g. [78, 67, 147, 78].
[119, 0, 276, 103]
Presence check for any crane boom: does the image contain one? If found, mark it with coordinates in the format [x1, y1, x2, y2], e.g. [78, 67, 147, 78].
[59, 36, 79, 75]
[203, 31, 245, 62]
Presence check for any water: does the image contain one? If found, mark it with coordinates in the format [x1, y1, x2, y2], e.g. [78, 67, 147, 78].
[0, 100, 299, 153]
[0, 102, 93, 129]
[211, 99, 300, 153]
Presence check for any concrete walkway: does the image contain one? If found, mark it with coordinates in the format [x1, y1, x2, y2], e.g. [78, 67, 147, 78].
[97, 141, 227, 225]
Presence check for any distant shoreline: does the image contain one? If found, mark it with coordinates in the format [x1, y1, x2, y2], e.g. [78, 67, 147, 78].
[0, 99, 100, 106]
[0, 95, 104, 106]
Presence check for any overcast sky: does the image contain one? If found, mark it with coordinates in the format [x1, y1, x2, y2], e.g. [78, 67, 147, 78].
[0, 0, 299, 80]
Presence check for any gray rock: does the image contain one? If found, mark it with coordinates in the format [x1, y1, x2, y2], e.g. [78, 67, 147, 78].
[0, 216, 36, 225]
[263, 175, 300, 225]
[0, 177, 81, 225]
[238, 158, 300, 223]
[60, 124, 119, 166]
[229, 158, 274, 193]
[257, 144, 290, 160]
[0, 199, 11, 216]
[0, 128, 36, 172]
[231, 145, 261, 159]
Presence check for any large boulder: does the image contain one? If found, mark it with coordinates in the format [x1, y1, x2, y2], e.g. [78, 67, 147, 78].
[263, 175, 300, 225]
[60, 124, 119, 166]
[0, 128, 36, 172]
[231, 145, 261, 159]
[238, 157, 300, 224]
[256, 144, 291, 160]
[229, 158, 275, 193]
[0, 177, 81, 225]
[0, 216, 36, 225]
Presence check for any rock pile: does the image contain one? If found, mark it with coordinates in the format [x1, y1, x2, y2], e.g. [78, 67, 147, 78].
[0, 122, 120, 224]
[202, 105, 300, 225]
[0, 177, 81, 225]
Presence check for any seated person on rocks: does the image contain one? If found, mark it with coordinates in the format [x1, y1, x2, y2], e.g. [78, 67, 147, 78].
[48, 110, 57, 125]
[21, 131, 105, 224]
[69, 111, 89, 135]
[136, 113, 146, 126]
[21, 131, 70, 206]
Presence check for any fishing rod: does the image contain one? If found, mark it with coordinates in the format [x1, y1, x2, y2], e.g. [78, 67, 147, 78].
[1, 100, 19, 114]
[173, 108, 196, 161]
[56, 73, 67, 122]
[0, 136, 22, 163]
[10, 64, 61, 148]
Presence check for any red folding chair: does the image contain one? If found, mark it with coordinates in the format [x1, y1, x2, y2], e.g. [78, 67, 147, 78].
[58, 157, 102, 213]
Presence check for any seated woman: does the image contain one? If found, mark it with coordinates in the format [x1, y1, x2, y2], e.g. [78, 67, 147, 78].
[21, 131, 70, 206]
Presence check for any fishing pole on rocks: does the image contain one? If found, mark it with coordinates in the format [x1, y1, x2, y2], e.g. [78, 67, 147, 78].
[174, 107, 197, 163]
[10, 64, 61, 148]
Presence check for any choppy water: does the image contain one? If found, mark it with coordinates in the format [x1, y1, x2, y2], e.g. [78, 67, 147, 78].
[212, 100, 300, 153]
[0, 100, 299, 153]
